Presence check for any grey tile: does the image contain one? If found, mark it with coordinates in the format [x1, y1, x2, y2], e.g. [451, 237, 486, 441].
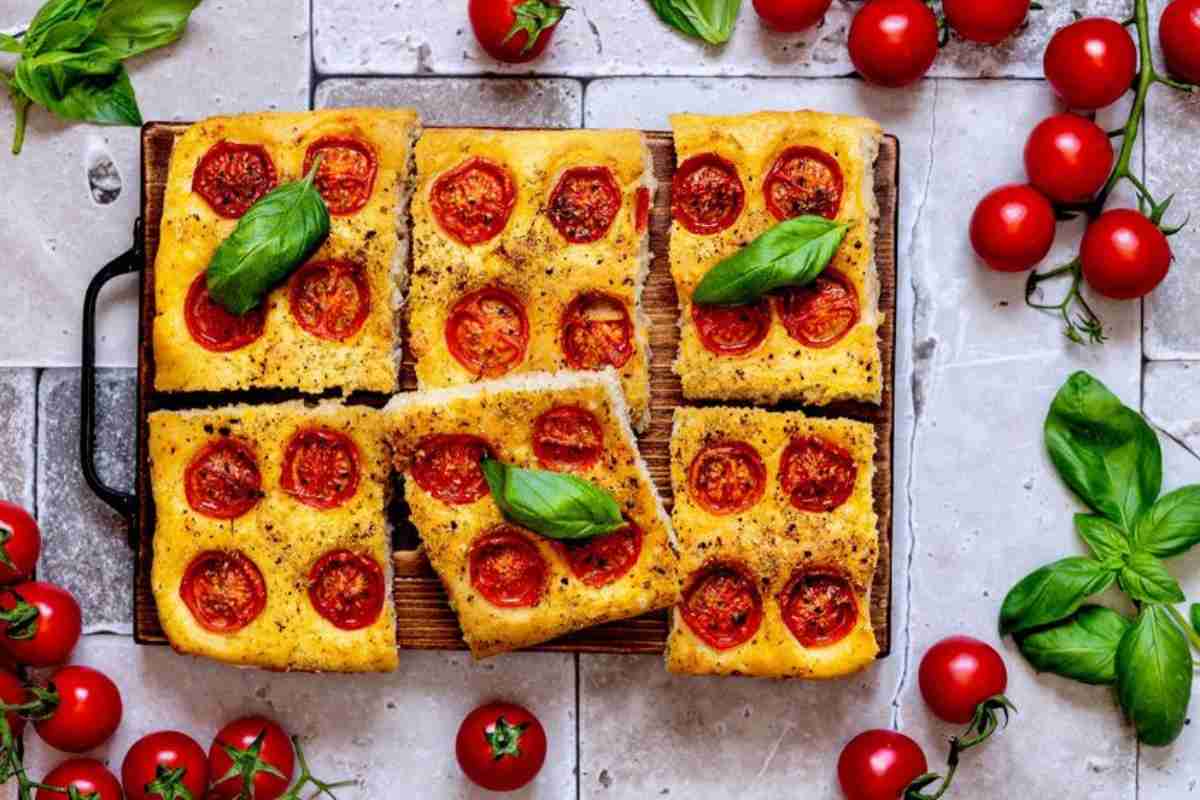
[0, 370, 35, 508]
[1144, 361, 1200, 458]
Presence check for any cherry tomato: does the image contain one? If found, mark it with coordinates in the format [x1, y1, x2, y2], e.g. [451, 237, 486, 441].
[918, 636, 1009, 724]
[411, 434, 494, 505]
[531, 406, 604, 471]
[548, 166, 622, 244]
[0, 501, 39, 584]
[554, 522, 643, 588]
[943, 0, 1030, 43]
[469, 526, 548, 608]
[775, 271, 860, 348]
[688, 440, 767, 515]
[307, 550, 386, 630]
[752, 0, 833, 32]
[560, 293, 635, 371]
[288, 260, 371, 341]
[180, 550, 267, 633]
[1161, 0, 1200, 84]
[780, 569, 859, 647]
[671, 153, 745, 236]
[303, 136, 377, 216]
[445, 286, 530, 377]
[779, 435, 858, 512]
[1044, 18, 1137, 110]
[208, 717, 295, 800]
[122, 730, 210, 800]
[469, 0, 565, 64]
[431, 158, 517, 245]
[1080, 209, 1172, 299]
[280, 427, 361, 510]
[679, 562, 763, 650]
[35, 665, 123, 753]
[37, 759, 123, 800]
[764, 145, 844, 221]
[184, 272, 266, 352]
[0, 581, 82, 667]
[184, 437, 262, 520]
[969, 184, 1056, 272]
[192, 141, 277, 219]
[1023, 114, 1114, 204]
[838, 730, 929, 800]
[848, 0, 939, 88]
[456, 702, 547, 792]
[0, 669, 27, 737]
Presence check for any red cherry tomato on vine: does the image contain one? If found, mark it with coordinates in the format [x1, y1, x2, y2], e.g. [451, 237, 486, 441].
[970, 184, 1056, 272]
[943, 0, 1030, 43]
[848, 0, 939, 88]
[918, 636, 1009, 724]
[838, 730, 928, 800]
[0, 581, 81, 667]
[752, 0, 834, 31]
[123, 730, 210, 800]
[0, 669, 27, 737]
[34, 665, 123, 753]
[1080, 209, 1172, 299]
[1024, 114, 1114, 204]
[0, 502, 39, 584]
[469, 0, 565, 64]
[208, 716, 295, 800]
[1044, 18, 1137, 110]
[456, 702, 547, 792]
[1160, 0, 1200, 84]
[36, 759, 122, 800]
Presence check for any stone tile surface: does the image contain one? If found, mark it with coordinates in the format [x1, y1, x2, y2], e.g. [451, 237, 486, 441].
[0, 370, 35, 508]
[0, 0, 310, 368]
[36, 369, 135, 633]
[1145, 361, 1200, 458]
[315, 77, 582, 127]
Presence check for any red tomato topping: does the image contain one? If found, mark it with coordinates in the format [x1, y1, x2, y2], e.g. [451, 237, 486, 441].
[548, 165, 622, 244]
[184, 437, 262, 520]
[764, 146, 844, 221]
[469, 526, 547, 608]
[303, 135, 378, 215]
[37, 759, 123, 800]
[180, 550, 267, 633]
[672, 153, 744, 235]
[779, 569, 859, 647]
[691, 299, 771, 357]
[779, 435, 858, 512]
[431, 157, 517, 245]
[192, 141, 277, 218]
[280, 427, 361, 510]
[412, 434, 493, 505]
[288, 259, 371, 341]
[561, 292, 635, 370]
[680, 562, 763, 650]
[308, 550, 386, 630]
[532, 406, 604, 471]
[0, 501, 40, 584]
[688, 440, 768, 515]
[774, 270, 859, 348]
[553, 521, 643, 588]
[634, 186, 651, 232]
[184, 272, 266, 352]
[446, 286, 530, 377]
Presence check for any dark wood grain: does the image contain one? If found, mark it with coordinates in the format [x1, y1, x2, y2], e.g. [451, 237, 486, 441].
[134, 124, 899, 659]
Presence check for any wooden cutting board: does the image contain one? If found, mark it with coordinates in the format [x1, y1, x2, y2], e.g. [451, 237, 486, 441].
[134, 124, 899, 658]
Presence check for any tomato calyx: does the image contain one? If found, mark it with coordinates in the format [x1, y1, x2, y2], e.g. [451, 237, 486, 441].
[903, 695, 1017, 800]
[484, 716, 529, 762]
[0, 527, 17, 573]
[143, 765, 197, 800]
[214, 729, 288, 797]
[0, 591, 38, 641]
[502, 1, 568, 55]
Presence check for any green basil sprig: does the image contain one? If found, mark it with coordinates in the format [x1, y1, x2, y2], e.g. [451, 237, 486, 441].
[691, 215, 848, 306]
[1116, 606, 1193, 746]
[206, 159, 331, 315]
[1016, 605, 1130, 686]
[647, 0, 742, 45]
[481, 458, 624, 541]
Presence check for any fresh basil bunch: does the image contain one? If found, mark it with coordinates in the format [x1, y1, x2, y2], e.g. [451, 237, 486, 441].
[647, 0, 742, 45]
[481, 459, 625, 540]
[1000, 371, 1200, 746]
[1, 0, 201, 155]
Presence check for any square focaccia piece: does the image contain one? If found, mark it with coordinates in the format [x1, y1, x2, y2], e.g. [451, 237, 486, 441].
[409, 129, 656, 430]
[148, 401, 397, 673]
[669, 111, 884, 407]
[385, 371, 677, 658]
[666, 406, 879, 679]
[152, 108, 421, 394]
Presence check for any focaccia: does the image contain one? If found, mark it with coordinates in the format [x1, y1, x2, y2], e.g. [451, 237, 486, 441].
[669, 111, 884, 406]
[385, 371, 678, 658]
[666, 406, 879, 679]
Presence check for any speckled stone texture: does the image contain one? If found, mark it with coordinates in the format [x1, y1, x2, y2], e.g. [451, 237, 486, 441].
[36, 369, 135, 633]
[1145, 361, 1200, 461]
[0, 370, 35, 508]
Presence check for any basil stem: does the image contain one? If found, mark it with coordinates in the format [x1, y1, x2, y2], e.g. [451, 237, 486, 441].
[481, 459, 624, 541]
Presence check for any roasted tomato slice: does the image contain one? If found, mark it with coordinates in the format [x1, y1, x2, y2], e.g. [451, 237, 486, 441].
[192, 141, 277, 218]
[671, 153, 745, 235]
[288, 260, 371, 341]
[680, 562, 763, 650]
[775, 270, 859, 348]
[431, 157, 517, 245]
[303, 136, 378, 216]
[688, 440, 767, 515]
[280, 427, 361, 510]
[469, 526, 547, 608]
[307, 550, 386, 630]
[180, 550, 267, 633]
[764, 146, 844, 220]
[411, 434, 494, 505]
[184, 273, 266, 352]
[548, 165, 622, 244]
[779, 569, 858, 647]
[779, 435, 858, 512]
[561, 292, 635, 370]
[446, 287, 530, 377]
[184, 438, 262, 520]
[634, 186, 652, 232]
[553, 521, 642, 588]
[531, 406, 604, 471]
[691, 299, 771, 357]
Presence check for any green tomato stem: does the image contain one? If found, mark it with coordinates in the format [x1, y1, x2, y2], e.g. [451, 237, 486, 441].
[8, 87, 29, 157]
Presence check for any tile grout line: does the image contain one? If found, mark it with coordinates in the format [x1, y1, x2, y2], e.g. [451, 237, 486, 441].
[308, 70, 1061, 84]
[308, 0, 317, 110]
[574, 652, 582, 800]
[29, 368, 41, 515]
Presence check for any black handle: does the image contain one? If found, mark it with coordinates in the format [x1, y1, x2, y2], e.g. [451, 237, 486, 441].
[81, 219, 143, 529]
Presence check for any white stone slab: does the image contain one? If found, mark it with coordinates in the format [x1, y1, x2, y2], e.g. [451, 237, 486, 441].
[1145, 361, 1200, 458]
[0, 370, 35, 509]
[0, 0, 310, 368]
[315, 77, 583, 127]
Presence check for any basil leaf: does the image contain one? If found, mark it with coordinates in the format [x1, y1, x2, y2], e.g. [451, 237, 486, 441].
[1074, 514, 1131, 565]
[23, 0, 103, 55]
[1016, 605, 1131, 685]
[692, 215, 849, 306]
[481, 459, 624, 541]
[206, 161, 330, 315]
[89, 0, 201, 59]
[1134, 485, 1200, 558]
[14, 52, 141, 125]
[1044, 371, 1162, 531]
[999, 556, 1116, 636]
[0, 33, 23, 53]
[1117, 551, 1185, 603]
[1116, 605, 1193, 747]
[647, 0, 742, 44]
[648, 0, 702, 38]
[1190, 603, 1200, 636]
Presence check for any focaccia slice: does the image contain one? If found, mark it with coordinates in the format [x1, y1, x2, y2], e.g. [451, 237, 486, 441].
[669, 111, 884, 407]
[385, 371, 677, 658]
